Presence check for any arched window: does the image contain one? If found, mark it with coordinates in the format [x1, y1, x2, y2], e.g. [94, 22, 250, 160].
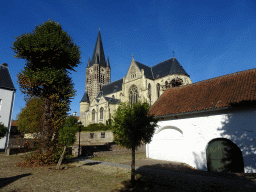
[100, 107, 104, 120]
[157, 83, 160, 98]
[129, 85, 138, 106]
[165, 81, 168, 87]
[92, 109, 95, 121]
[148, 83, 151, 101]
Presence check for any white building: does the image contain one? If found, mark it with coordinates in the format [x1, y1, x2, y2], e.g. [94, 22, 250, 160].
[0, 63, 16, 151]
[147, 68, 256, 173]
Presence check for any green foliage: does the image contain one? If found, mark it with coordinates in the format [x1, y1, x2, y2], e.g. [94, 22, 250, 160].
[58, 126, 78, 146]
[11, 19, 81, 72]
[111, 102, 159, 149]
[0, 123, 8, 139]
[12, 19, 81, 157]
[16, 97, 43, 133]
[58, 115, 79, 146]
[83, 123, 112, 132]
[61, 115, 78, 128]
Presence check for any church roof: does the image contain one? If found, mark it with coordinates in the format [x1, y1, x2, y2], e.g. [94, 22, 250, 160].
[99, 78, 123, 96]
[80, 92, 89, 103]
[135, 61, 154, 79]
[104, 97, 121, 104]
[149, 68, 256, 117]
[89, 31, 107, 67]
[0, 63, 16, 91]
[135, 57, 189, 80]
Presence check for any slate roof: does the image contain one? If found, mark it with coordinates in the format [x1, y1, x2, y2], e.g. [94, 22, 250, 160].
[135, 61, 154, 79]
[135, 57, 189, 80]
[0, 63, 16, 91]
[89, 31, 107, 67]
[149, 68, 256, 117]
[104, 97, 121, 104]
[80, 92, 89, 103]
[99, 78, 123, 96]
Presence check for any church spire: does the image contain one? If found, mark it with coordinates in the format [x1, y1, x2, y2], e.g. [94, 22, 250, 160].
[87, 57, 91, 67]
[106, 55, 110, 68]
[91, 30, 107, 67]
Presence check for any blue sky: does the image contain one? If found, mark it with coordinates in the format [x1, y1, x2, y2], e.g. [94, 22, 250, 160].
[1, 0, 256, 120]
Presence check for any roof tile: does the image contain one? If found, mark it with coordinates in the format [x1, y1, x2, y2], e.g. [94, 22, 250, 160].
[149, 68, 256, 117]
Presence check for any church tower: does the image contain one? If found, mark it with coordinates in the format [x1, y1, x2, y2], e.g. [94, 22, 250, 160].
[86, 30, 111, 102]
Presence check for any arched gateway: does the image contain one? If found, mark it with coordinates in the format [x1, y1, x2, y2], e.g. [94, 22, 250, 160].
[206, 138, 244, 173]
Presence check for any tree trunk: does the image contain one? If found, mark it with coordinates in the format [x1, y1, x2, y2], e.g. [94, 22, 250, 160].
[41, 98, 54, 154]
[56, 145, 66, 170]
[131, 145, 136, 185]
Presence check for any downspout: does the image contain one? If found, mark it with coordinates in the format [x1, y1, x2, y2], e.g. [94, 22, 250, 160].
[5, 90, 15, 152]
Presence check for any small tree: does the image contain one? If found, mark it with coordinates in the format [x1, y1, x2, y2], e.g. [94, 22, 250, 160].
[111, 102, 158, 184]
[56, 116, 79, 169]
[17, 97, 43, 134]
[0, 123, 8, 139]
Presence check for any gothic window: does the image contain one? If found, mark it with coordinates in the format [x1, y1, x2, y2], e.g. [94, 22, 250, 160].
[92, 109, 95, 121]
[100, 107, 104, 120]
[148, 83, 151, 101]
[90, 133, 94, 138]
[157, 83, 160, 98]
[129, 85, 138, 106]
[165, 81, 168, 87]
[112, 95, 115, 98]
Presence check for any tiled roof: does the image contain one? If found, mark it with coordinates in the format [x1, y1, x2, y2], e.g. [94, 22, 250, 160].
[11, 120, 18, 127]
[0, 63, 16, 91]
[100, 78, 123, 96]
[149, 68, 256, 117]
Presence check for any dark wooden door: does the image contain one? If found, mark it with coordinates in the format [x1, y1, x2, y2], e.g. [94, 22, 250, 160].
[206, 138, 244, 173]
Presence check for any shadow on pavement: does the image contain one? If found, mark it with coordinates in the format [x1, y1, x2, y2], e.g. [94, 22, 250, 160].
[0, 173, 32, 189]
[112, 164, 256, 192]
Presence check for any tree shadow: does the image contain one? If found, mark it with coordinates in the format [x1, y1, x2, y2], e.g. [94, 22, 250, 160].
[78, 162, 102, 167]
[112, 164, 256, 192]
[216, 103, 256, 173]
[191, 102, 256, 173]
[0, 173, 32, 189]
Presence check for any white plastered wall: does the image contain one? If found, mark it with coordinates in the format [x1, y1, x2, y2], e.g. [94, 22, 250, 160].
[146, 108, 256, 173]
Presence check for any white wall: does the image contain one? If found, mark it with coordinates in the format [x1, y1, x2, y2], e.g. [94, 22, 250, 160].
[0, 89, 15, 149]
[146, 107, 256, 173]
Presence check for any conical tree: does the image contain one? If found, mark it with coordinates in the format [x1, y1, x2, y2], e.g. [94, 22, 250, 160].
[12, 19, 81, 158]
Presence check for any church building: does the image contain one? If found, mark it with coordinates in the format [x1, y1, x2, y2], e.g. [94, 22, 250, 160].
[79, 31, 192, 127]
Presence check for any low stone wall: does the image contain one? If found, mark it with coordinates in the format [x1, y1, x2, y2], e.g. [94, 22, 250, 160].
[71, 142, 146, 157]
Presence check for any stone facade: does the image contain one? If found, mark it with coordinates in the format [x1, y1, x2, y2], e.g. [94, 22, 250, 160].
[79, 31, 192, 127]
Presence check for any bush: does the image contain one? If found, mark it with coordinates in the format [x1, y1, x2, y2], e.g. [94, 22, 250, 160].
[0, 123, 8, 139]
[83, 123, 111, 132]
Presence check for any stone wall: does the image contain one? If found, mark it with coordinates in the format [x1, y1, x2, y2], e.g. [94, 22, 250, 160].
[72, 142, 145, 157]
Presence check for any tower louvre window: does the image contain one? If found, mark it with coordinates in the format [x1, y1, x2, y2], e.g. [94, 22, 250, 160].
[157, 83, 160, 98]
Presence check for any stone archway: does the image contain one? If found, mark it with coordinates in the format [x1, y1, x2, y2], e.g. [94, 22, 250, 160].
[206, 138, 244, 173]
